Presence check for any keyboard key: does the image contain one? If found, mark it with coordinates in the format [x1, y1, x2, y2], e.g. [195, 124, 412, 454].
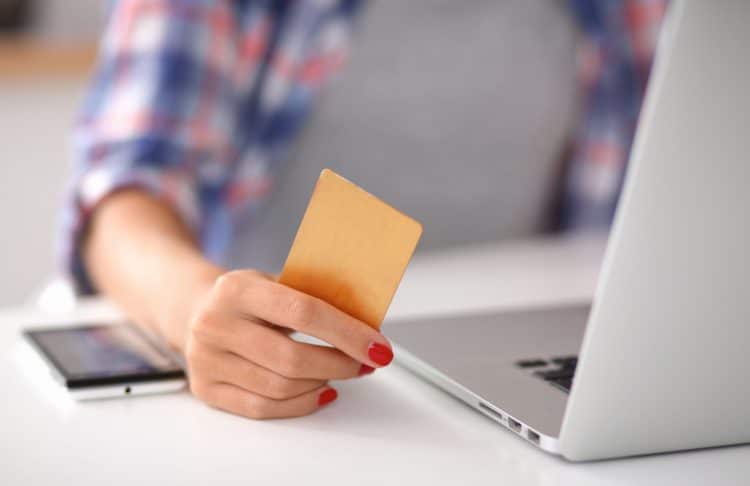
[551, 377, 573, 392]
[551, 356, 578, 368]
[516, 359, 547, 368]
[519, 354, 579, 393]
[534, 369, 575, 380]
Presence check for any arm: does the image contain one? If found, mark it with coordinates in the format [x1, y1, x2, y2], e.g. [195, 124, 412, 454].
[83, 190, 221, 353]
[66, 0, 388, 419]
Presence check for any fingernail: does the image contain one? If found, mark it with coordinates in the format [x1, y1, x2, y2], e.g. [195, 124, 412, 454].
[318, 388, 338, 407]
[368, 342, 394, 366]
[358, 364, 375, 376]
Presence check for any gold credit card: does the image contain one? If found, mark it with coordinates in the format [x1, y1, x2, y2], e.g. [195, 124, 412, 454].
[279, 169, 423, 329]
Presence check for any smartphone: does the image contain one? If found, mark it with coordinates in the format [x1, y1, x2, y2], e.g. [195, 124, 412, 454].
[23, 322, 186, 400]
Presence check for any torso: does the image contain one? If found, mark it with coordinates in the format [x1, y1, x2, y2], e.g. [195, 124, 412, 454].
[227, 0, 579, 273]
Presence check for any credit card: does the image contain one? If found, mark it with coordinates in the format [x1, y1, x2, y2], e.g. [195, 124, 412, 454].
[279, 169, 423, 329]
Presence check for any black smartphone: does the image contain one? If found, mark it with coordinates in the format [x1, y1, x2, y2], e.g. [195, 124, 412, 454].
[23, 323, 186, 400]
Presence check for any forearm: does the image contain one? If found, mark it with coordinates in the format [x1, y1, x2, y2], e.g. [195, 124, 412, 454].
[83, 189, 224, 352]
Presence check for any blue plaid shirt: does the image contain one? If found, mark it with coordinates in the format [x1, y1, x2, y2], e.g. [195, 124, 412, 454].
[62, 0, 667, 292]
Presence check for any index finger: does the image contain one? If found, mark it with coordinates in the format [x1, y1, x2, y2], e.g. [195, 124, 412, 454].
[231, 278, 394, 368]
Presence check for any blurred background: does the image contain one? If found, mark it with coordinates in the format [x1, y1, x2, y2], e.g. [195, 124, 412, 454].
[0, 0, 582, 308]
[0, 0, 101, 306]
[1, 0, 632, 309]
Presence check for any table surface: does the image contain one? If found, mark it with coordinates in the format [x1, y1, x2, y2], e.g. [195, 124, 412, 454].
[0, 38, 96, 78]
[2, 235, 748, 485]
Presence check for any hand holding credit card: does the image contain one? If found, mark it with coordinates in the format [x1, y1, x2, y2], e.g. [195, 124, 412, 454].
[280, 169, 423, 330]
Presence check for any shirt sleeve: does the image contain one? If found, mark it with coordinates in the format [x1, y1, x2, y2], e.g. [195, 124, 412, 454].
[60, 0, 241, 293]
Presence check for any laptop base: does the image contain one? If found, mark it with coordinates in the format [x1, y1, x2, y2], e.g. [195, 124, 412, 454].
[384, 303, 590, 455]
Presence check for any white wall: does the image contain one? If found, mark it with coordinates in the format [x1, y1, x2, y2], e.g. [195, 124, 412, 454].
[30, 0, 104, 41]
[0, 0, 103, 308]
[0, 77, 87, 307]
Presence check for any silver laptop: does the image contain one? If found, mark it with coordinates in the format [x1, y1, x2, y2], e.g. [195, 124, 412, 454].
[383, 0, 750, 461]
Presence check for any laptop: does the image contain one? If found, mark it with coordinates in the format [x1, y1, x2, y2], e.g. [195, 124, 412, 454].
[382, 0, 750, 461]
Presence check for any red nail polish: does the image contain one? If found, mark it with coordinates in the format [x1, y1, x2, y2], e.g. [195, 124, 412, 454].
[368, 342, 394, 366]
[318, 388, 338, 407]
[358, 364, 375, 376]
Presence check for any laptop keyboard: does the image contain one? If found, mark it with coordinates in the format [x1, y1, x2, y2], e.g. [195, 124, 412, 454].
[516, 355, 578, 393]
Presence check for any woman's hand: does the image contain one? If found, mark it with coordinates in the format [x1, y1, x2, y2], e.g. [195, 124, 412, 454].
[184, 269, 394, 419]
[83, 191, 388, 420]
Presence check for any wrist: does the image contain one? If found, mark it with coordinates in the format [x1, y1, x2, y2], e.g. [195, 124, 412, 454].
[161, 258, 225, 353]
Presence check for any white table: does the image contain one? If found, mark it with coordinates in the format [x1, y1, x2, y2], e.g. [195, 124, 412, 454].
[3, 235, 748, 485]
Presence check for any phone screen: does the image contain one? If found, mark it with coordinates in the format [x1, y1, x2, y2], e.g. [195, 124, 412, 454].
[24, 323, 184, 388]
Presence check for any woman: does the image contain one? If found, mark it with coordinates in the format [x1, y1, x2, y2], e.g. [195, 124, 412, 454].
[62, 0, 666, 419]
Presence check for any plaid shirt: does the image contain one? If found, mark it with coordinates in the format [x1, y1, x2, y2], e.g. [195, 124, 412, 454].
[62, 0, 667, 292]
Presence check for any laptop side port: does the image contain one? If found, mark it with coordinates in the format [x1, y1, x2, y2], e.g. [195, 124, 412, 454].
[526, 429, 540, 445]
[508, 417, 522, 433]
[478, 402, 504, 422]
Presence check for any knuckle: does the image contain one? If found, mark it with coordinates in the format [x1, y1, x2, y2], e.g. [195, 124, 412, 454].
[184, 342, 213, 378]
[189, 313, 219, 344]
[245, 396, 272, 420]
[284, 295, 317, 329]
[213, 270, 246, 300]
[189, 379, 212, 402]
[266, 375, 296, 400]
[184, 340, 202, 367]
[279, 343, 307, 378]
